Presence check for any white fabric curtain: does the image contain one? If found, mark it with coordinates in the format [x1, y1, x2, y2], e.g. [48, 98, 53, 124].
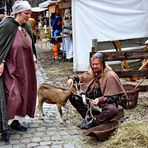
[72, 0, 148, 71]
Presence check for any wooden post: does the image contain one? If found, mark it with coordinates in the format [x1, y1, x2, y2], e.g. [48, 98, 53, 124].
[92, 39, 97, 52]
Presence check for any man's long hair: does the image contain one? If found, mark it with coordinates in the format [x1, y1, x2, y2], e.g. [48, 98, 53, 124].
[89, 52, 106, 77]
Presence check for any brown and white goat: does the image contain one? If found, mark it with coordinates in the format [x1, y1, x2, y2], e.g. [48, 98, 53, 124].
[37, 82, 80, 119]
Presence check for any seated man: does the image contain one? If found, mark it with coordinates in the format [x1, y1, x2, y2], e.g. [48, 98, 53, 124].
[67, 52, 125, 129]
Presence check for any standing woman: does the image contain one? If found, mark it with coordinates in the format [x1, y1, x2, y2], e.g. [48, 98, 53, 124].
[0, 0, 37, 141]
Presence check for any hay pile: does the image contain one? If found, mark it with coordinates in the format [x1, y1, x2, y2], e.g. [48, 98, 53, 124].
[105, 120, 148, 148]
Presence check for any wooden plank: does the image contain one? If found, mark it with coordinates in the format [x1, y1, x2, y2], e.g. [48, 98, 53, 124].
[90, 49, 148, 61]
[96, 37, 148, 51]
[104, 49, 148, 61]
[115, 70, 148, 78]
[91, 38, 148, 83]
[58, 3, 71, 9]
[91, 39, 97, 52]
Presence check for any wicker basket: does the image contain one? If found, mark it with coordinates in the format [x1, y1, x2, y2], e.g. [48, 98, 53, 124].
[118, 84, 139, 109]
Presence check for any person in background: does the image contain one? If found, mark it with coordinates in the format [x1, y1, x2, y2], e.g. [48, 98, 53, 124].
[0, 0, 37, 141]
[50, 13, 56, 28]
[63, 8, 73, 62]
[51, 13, 62, 37]
[50, 12, 63, 60]
[0, 8, 7, 22]
[67, 52, 125, 129]
[27, 17, 37, 43]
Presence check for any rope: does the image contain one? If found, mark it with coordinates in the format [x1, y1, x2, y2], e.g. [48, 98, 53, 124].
[72, 93, 102, 123]
[85, 102, 96, 123]
[81, 94, 101, 123]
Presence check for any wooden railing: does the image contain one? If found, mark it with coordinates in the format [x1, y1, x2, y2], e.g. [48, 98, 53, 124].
[91, 38, 148, 91]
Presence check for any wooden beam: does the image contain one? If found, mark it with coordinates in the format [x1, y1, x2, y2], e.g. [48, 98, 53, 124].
[91, 49, 148, 61]
[115, 70, 148, 78]
[91, 39, 97, 52]
[96, 37, 148, 51]
[58, 3, 71, 9]
[104, 49, 148, 61]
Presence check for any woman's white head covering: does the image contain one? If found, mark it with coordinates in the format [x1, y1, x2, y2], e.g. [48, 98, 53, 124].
[12, 0, 32, 14]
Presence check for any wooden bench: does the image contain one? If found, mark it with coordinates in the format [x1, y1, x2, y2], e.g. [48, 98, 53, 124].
[91, 37, 148, 92]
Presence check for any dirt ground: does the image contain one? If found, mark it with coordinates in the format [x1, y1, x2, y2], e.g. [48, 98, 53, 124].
[37, 47, 148, 146]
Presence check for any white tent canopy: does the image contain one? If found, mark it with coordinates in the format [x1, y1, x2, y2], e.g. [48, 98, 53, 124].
[32, 7, 48, 12]
[72, 0, 148, 71]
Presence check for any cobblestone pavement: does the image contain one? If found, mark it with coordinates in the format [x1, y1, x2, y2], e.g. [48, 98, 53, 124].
[0, 43, 104, 148]
[0, 63, 82, 148]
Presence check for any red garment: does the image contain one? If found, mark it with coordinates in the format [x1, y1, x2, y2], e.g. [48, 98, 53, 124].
[3, 29, 37, 120]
